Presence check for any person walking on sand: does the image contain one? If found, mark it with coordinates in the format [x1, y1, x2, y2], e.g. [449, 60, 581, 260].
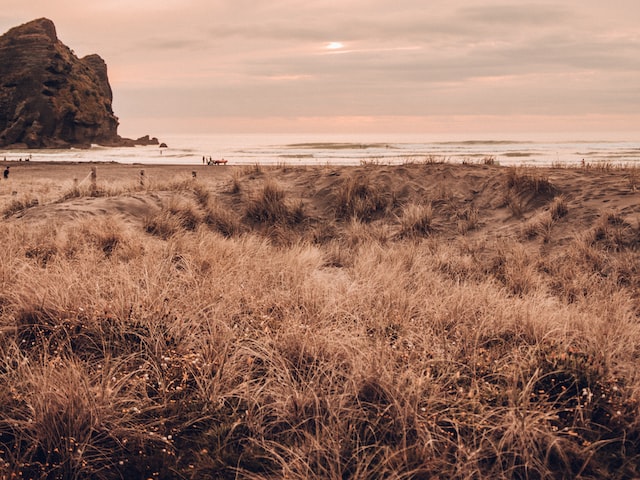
[3, 166, 9, 179]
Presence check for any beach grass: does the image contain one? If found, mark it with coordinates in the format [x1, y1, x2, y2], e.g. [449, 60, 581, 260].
[0, 161, 639, 479]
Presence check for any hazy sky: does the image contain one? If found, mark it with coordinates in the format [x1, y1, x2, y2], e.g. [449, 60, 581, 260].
[2, 1, 639, 138]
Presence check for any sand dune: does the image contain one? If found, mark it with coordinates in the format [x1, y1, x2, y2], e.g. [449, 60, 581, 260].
[12, 193, 165, 224]
[2, 160, 640, 478]
[3, 161, 640, 246]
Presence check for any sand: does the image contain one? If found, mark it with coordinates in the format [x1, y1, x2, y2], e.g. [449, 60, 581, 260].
[0, 161, 234, 225]
[2, 159, 640, 478]
[2, 160, 639, 250]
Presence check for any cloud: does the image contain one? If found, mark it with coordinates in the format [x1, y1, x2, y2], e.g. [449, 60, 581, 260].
[458, 4, 572, 26]
[2, 1, 639, 134]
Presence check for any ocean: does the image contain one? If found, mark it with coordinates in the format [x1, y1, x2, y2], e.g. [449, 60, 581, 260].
[2, 133, 639, 167]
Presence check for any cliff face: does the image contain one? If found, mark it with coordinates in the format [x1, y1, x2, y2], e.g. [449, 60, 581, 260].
[0, 18, 156, 149]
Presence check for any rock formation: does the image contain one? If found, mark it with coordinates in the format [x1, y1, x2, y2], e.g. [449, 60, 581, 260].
[0, 18, 158, 149]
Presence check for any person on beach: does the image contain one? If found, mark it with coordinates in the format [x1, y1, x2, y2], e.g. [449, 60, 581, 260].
[3, 166, 9, 179]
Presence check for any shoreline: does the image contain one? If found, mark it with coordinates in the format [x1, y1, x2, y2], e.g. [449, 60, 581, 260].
[1, 134, 639, 167]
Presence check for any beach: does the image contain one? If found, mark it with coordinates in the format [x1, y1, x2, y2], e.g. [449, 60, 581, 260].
[2, 134, 639, 167]
[1, 160, 640, 478]
[3, 159, 640, 242]
[2, 2, 640, 476]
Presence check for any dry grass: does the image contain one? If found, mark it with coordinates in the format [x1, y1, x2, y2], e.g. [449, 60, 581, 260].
[144, 196, 203, 239]
[522, 211, 555, 242]
[506, 167, 554, 195]
[456, 206, 480, 234]
[333, 173, 396, 222]
[397, 203, 434, 238]
[203, 202, 244, 238]
[549, 195, 569, 220]
[244, 178, 305, 227]
[2, 195, 39, 218]
[1, 164, 640, 479]
[227, 170, 243, 194]
[503, 168, 557, 220]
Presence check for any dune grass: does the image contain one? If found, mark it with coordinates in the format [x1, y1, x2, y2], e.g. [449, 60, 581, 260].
[0, 164, 639, 479]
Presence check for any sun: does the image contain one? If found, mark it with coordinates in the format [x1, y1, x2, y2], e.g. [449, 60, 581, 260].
[325, 42, 344, 50]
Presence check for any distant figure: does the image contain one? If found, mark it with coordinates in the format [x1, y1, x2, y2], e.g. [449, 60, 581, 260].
[3, 166, 9, 179]
[202, 155, 206, 164]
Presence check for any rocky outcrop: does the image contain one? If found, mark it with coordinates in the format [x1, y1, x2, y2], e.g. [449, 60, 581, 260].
[0, 18, 158, 149]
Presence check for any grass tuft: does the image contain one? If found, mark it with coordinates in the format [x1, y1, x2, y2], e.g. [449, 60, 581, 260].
[334, 174, 395, 222]
[227, 170, 243, 194]
[456, 206, 480, 234]
[397, 203, 434, 238]
[3, 196, 39, 218]
[549, 195, 569, 220]
[144, 197, 202, 238]
[203, 202, 244, 237]
[244, 179, 305, 227]
[506, 167, 555, 195]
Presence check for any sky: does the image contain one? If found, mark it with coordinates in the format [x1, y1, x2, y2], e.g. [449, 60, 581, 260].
[1, 1, 639, 139]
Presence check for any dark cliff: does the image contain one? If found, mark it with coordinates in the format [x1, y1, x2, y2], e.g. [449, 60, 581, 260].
[0, 18, 157, 149]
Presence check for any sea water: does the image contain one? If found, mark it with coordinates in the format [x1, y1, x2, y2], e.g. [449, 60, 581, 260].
[1, 133, 639, 167]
